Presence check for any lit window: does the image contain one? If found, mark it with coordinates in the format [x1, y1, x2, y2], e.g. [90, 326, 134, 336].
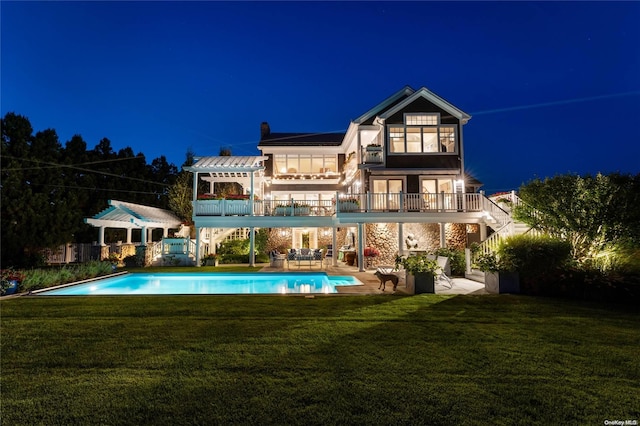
[405, 113, 438, 126]
[389, 127, 405, 153]
[274, 155, 338, 175]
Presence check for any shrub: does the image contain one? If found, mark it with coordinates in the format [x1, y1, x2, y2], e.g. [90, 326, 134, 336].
[499, 234, 572, 295]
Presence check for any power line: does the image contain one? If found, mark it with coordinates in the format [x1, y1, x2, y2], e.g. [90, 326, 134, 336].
[1, 155, 170, 187]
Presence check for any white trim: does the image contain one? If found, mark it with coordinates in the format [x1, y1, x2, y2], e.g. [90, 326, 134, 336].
[378, 87, 471, 123]
[353, 86, 415, 124]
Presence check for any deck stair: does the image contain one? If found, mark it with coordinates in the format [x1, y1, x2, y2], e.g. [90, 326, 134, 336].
[466, 191, 536, 283]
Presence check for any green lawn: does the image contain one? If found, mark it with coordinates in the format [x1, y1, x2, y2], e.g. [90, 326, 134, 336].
[1, 294, 638, 425]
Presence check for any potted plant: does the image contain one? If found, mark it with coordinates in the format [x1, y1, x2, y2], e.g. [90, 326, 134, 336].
[202, 253, 219, 267]
[395, 253, 439, 294]
[1, 269, 25, 296]
[474, 252, 520, 294]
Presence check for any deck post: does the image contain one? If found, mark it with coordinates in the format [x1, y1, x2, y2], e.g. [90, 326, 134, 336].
[439, 223, 446, 248]
[357, 223, 365, 272]
[398, 222, 404, 256]
[249, 226, 255, 266]
[98, 226, 106, 246]
[480, 223, 487, 241]
[332, 227, 338, 266]
[195, 226, 201, 267]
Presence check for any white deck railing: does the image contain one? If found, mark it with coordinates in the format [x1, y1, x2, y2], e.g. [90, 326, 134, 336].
[193, 193, 490, 217]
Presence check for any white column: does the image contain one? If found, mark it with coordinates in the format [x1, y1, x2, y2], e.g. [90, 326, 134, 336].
[439, 223, 446, 248]
[249, 227, 255, 267]
[163, 228, 169, 238]
[357, 223, 365, 272]
[480, 223, 487, 241]
[98, 226, 106, 246]
[332, 227, 338, 266]
[250, 171, 255, 216]
[141, 226, 147, 245]
[126, 228, 132, 244]
[195, 226, 201, 267]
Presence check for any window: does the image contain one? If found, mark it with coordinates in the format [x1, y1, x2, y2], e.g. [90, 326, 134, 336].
[372, 178, 403, 210]
[405, 113, 438, 126]
[274, 155, 337, 175]
[389, 127, 405, 153]
[387, 113, 457, 154]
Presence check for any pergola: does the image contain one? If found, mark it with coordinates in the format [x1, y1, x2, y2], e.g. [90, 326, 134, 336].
[184, 155, 268, 197]
[184, 155, 268, 266]
[84, 200, 183, 246]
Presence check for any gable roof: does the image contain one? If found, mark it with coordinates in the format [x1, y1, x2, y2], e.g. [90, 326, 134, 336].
[378, 87, 471, 123]
[258, 132, 345, 147]
[85, 200, 182, 229]
[353, 86, 415, 125]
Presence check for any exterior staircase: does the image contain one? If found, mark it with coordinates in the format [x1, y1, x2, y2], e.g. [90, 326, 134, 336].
[466, 191, 534, 282]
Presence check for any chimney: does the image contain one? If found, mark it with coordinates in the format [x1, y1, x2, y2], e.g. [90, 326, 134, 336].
[260, 122, 271, 140]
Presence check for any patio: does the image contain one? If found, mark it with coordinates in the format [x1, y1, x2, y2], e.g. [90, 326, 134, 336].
[259, 262, 486, 295]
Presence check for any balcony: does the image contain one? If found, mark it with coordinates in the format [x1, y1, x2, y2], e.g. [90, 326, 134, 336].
[363, 145, 383, 165]
[193, 193, 499, 218]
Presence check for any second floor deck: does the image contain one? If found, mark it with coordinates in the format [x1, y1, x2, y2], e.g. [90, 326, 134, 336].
[192, 192, 509, 227]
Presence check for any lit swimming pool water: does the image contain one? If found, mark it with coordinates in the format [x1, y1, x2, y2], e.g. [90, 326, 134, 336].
[37, 273, 362, 295]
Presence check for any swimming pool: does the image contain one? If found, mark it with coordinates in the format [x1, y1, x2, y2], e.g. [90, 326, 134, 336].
[36, 273, 362, 295]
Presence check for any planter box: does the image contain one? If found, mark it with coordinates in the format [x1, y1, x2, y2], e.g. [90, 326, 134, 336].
[406, 273, 435, 294]
[484, 271, 520, 294]
[204, 259, 219, 267]
[337, 201, 359, 212]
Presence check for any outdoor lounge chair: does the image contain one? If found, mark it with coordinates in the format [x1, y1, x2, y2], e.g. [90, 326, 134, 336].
[435, 256, 453, 288]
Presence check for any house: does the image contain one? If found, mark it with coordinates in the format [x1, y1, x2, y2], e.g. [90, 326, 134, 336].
[185, 86, 512, 271]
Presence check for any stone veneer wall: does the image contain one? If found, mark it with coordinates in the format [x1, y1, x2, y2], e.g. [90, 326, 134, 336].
[265, 228, 347, 253]
[402, 223, 441, 252]
[265, 223, 467, 260]
[445, 223, 467, 250]
[364, 223, 397, 267]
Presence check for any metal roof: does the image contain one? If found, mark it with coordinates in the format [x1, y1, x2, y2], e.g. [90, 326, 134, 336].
[84, 200, 182, 229]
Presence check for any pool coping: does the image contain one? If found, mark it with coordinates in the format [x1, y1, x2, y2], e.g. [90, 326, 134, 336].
[30, 271, 364, 296]
[29, 271, 130, 295]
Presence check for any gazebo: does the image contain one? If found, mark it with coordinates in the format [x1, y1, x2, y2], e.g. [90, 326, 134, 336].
[84, 200, 183, 262]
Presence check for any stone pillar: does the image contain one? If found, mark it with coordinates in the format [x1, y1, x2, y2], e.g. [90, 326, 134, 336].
[100, 245, 109, 261]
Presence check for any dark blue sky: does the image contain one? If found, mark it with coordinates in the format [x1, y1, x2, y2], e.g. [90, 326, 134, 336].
[3, 1, 639, 193]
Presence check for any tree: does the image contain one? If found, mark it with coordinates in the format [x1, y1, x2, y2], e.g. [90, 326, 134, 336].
[1, 112, 181, 267]
[513, 173, 640, 264]
[1, 114, 82, 266]
[168, 170, 193, 224]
